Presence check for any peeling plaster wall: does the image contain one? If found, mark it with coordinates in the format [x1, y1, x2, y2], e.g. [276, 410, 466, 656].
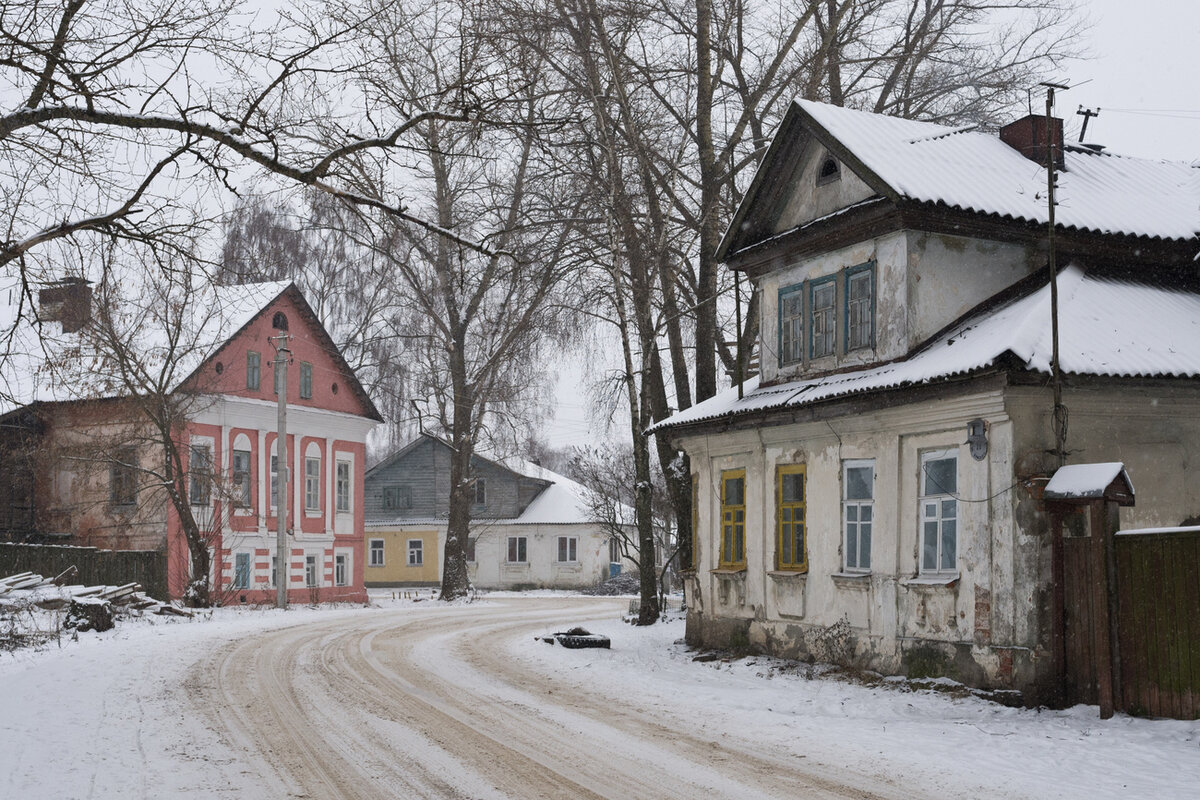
[758, 232, 909, 384]
[772, 146, 875, 234]
[757, 231, 1038, 386]
[680, 379, 1200, 700]
[680, 387, 1049, 695]
[905, 233, 1039, 347]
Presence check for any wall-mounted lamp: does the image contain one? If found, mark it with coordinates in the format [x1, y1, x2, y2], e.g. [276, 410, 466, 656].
[967, 418, 988, 461]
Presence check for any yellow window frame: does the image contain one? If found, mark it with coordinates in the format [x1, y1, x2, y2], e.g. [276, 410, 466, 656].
[776, 464, 807, 571]
[719, 469, 746, 568]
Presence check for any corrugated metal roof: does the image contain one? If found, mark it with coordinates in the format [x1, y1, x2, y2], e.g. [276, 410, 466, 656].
[795, 100, 1200, 242]
[649, 265, 1200, 433]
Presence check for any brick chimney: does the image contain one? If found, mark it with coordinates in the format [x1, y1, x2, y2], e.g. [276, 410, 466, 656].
[1000, 114, 1064, 171]
[39, 277, 93, 334]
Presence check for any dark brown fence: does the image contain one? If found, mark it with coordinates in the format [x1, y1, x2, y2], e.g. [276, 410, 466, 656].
[0, 542, 167, 601]
[1114, 528, 1200, 719]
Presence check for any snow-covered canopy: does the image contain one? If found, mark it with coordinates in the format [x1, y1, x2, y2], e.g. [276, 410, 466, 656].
[792, 99, 1200, 243]
[650, 265, 1200, 433]
[1044, 462, 1133, 499]
[0, 274, 290, 417]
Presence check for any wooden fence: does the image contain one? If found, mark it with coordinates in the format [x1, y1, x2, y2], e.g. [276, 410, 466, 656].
[1114, 527, 1200, 719]
[0, 542, 167, 601]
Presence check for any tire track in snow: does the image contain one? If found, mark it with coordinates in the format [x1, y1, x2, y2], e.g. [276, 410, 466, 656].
[186, 597, 896, 799]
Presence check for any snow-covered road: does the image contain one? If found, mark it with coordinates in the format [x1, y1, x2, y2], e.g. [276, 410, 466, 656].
[2, 595, 1197, 798]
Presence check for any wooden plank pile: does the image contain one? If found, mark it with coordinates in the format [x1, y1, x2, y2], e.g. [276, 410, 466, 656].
[0, 568, 191, 618]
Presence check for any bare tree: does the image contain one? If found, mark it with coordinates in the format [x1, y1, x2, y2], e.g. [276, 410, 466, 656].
[0, 0, 509, 363]
[569, 443, 678, 612]
[39, 257, 254, 606]
[322, 0, 588, 600]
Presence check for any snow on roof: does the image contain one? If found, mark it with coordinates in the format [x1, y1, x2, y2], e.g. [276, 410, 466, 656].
[492, 454, 632, 526]
[650, 265, 1200, 433]
[792, 100, 1200, 243]
[1044, 463, 1132, 499]
[0, 274, 290, 416]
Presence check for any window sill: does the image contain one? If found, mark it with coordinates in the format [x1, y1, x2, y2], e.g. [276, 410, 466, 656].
[767, 569, 807, 579]
[831, 572, 871, 590]
[902, 574, 960, 590]
[710, 567, 747, 575]
[305, 510, 322, 518]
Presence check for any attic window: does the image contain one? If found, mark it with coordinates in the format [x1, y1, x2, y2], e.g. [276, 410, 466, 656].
[272, 312, 289, 331]
[817, 156, 840, 185]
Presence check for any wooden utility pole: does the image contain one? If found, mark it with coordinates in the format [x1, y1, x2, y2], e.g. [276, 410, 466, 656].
[1043, 82, 1069, 467]
[271, 333, 291, 609]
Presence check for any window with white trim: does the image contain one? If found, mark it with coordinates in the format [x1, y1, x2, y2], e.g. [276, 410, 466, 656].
[305, 555, 318, 587]
[232, 552, 250, 589]
[305, 455, 320, 511]
[408, 539, 423, 566]
[920, 450, 958, 574]
[369, 538, 385, 567]
[334, 553, 348, 587]
[843, 460, 874, 572]
[246, 351, 260, 390]
[507, 536, 527, 563]
[556, 536, 577, 563]
[609, 536, 621, 565]
[232, 449, 252, 507]
[335, 460, 351, 512]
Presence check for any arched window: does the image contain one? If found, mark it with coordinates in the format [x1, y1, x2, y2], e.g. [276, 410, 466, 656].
[817, 155, 840, 185]
[272, 311, 289, 330]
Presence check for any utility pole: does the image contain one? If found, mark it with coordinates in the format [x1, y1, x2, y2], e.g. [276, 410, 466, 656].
[271, 333, 291, 609]
[1076, 106, 1100, 142]
[1043, 82, 1069, 468]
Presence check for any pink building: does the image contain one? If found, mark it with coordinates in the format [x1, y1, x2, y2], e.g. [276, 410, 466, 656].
[0, 278, 381, 604]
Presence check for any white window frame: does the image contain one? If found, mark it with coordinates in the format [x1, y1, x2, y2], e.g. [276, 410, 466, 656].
[506, 536, 527, 564]
[407, 538, 423, 567]
[304, 444, 321, 513]
[335, 460, 352, 513]
[919, 449, 959, 575]
[556, 536, 578, 563]
[842, 459, 874, 573]
[305, 554, 318, 588]
[334, 552, 349, 586]
[232, 552, 251, 590]
[232, 447, 252, 508]
[368, 538, 385, 567]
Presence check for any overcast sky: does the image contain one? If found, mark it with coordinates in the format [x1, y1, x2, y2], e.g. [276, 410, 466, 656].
[1065, 0, 1200, 161]
[542, 1, 1200, 451]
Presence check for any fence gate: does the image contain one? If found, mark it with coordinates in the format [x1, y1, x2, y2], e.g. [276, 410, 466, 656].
[1113, 528, 1200, 720]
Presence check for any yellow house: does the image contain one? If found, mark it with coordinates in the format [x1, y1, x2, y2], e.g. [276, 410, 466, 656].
[364, 528, 439, 586]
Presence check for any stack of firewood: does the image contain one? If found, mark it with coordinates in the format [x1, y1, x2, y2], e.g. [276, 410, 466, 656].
[0, 568, 190, 618]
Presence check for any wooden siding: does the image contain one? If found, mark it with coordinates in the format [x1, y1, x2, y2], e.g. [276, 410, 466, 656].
[365, 437, 545, 522]
[1114, 530, 1200, 719]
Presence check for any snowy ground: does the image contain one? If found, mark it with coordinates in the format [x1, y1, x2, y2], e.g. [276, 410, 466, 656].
[1, 593, 1196, 799]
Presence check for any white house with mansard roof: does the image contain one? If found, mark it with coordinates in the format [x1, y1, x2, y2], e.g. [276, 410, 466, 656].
[651, 99, 1200, 703]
